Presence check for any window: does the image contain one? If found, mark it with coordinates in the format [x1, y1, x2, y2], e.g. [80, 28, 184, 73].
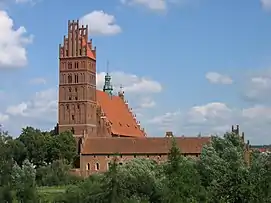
[68, 63, 72, 69]
[75, 97, 78, 100]
[119, 162, 123, 166]
[75, 74, 79, 83]
[107, 162, 111, 170]
[72, 115, 75, 120]
[75, 87, 77, 92]
[69, 88, 71, 92]
[68, 75, 72, 83]
[66, 50, 68, 56]
[79, 49, 82, 55]
[66, 105, 69, 110]
[75, 62, 79, 69]
[134, 155, 136, 158]
[69, 97, 71, 100]
[95, 163, 100, 171]
[107, 155, 110, 158]
[77, 104, 80, 109]
[86, 163, 90, 170]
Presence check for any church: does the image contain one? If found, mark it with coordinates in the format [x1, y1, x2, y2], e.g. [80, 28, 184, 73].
[57, 20, 249, 177]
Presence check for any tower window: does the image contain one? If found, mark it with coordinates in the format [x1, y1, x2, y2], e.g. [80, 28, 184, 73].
[69, 88, 71, 92]
[77, 104, 80, 109]
[75, 87, 77, 92]
[68, 75, 72, 83]
[66, 50, 68, 56]
[68, 63, 72, 69]
[75, 74, 79, 83]
[75, 62, 79, 69]
[79, 49, 82, 55]
[66, 105, 69, 110]
[75, 97, 78, 100]
[69, 97, 71, 100]
[72, 115, 75, 120]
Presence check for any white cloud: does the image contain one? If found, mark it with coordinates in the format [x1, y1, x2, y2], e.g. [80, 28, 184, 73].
[121, 0, 167, 11]
[121, 0, 197, 11]
[97, 71, 162, 94]
[261, 0, 271, 10]
[242, 105, 271, 120]
[243, 70, 271, 102]
[205, 72, 233, 85]
[0, 10, 33, 69]
[6, 88, 57, 120]
[29, 77, 46, 85]
[0, 112, 9, 122]
[80, 11, 121, 36]
[147, 101, 271, 143]
[187, 102, 233, 124]
[139, 97, 156, 108]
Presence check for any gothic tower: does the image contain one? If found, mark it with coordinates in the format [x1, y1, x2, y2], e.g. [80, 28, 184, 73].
[58, 20, 97, 138]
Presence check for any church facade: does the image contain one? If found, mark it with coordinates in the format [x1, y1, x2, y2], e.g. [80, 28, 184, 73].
[58, 20, 249, 177]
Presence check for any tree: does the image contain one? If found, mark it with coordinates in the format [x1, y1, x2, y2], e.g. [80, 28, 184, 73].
[12, 160, 38, 202]
[249, 151, 271, 202]
[36, 159, 81, 186]
[163, 138, 205, 203]
[198, 132, 251, 202]
[0, 130, 15, 203]
[117, 158, 163, 202]
[18, 127, 48, 167]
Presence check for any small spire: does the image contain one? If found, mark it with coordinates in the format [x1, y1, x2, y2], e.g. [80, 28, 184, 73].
[103, 60, 113, 96]
[118, 84, 125, 100]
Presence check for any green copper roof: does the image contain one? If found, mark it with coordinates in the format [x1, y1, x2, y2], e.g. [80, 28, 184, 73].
[103, 72, 113, 96]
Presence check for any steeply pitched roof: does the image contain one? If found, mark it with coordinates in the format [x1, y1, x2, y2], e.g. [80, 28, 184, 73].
[81, 137, 211, 154]
[96, 90, 145, 138]
[81, 37, 96, 60]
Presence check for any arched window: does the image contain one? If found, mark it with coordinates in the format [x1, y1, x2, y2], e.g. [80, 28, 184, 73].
[86, 163, 90, 171]
[95, 163, 100, 171]
[107, 162, 111, 170]
[68, 75, 72, 83]
[75, 74, 79, 83]
[68, 62, 72, 69]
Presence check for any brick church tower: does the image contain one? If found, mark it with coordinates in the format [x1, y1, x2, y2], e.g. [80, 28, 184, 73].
[58, 20, 97, 138]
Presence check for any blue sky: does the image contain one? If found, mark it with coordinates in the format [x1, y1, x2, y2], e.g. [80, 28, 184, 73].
[1, 0, 271, 144]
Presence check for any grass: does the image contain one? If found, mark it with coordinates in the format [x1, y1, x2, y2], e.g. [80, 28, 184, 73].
[37, 186, 68, 202]
[38, 186, 67, 193]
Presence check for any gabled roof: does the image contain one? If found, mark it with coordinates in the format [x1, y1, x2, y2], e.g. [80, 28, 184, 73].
[96, 90, 145, 138]
[81, 137, 211, 154]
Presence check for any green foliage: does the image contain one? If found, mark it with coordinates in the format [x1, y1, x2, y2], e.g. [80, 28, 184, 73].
[1, 125, 271, 202]
[163, 138, 206, 203]
[12, 160, 38, 202]
[36, 159, 82, 186]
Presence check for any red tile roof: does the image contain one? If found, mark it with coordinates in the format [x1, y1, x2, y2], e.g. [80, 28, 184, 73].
[96, 90, 145, 138]
[81, 137, 211, 154]
[82, 37, 96, 60]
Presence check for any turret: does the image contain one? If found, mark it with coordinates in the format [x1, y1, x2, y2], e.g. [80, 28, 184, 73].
[103, 61, 113, 96]
[118, 84, 125, 101]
